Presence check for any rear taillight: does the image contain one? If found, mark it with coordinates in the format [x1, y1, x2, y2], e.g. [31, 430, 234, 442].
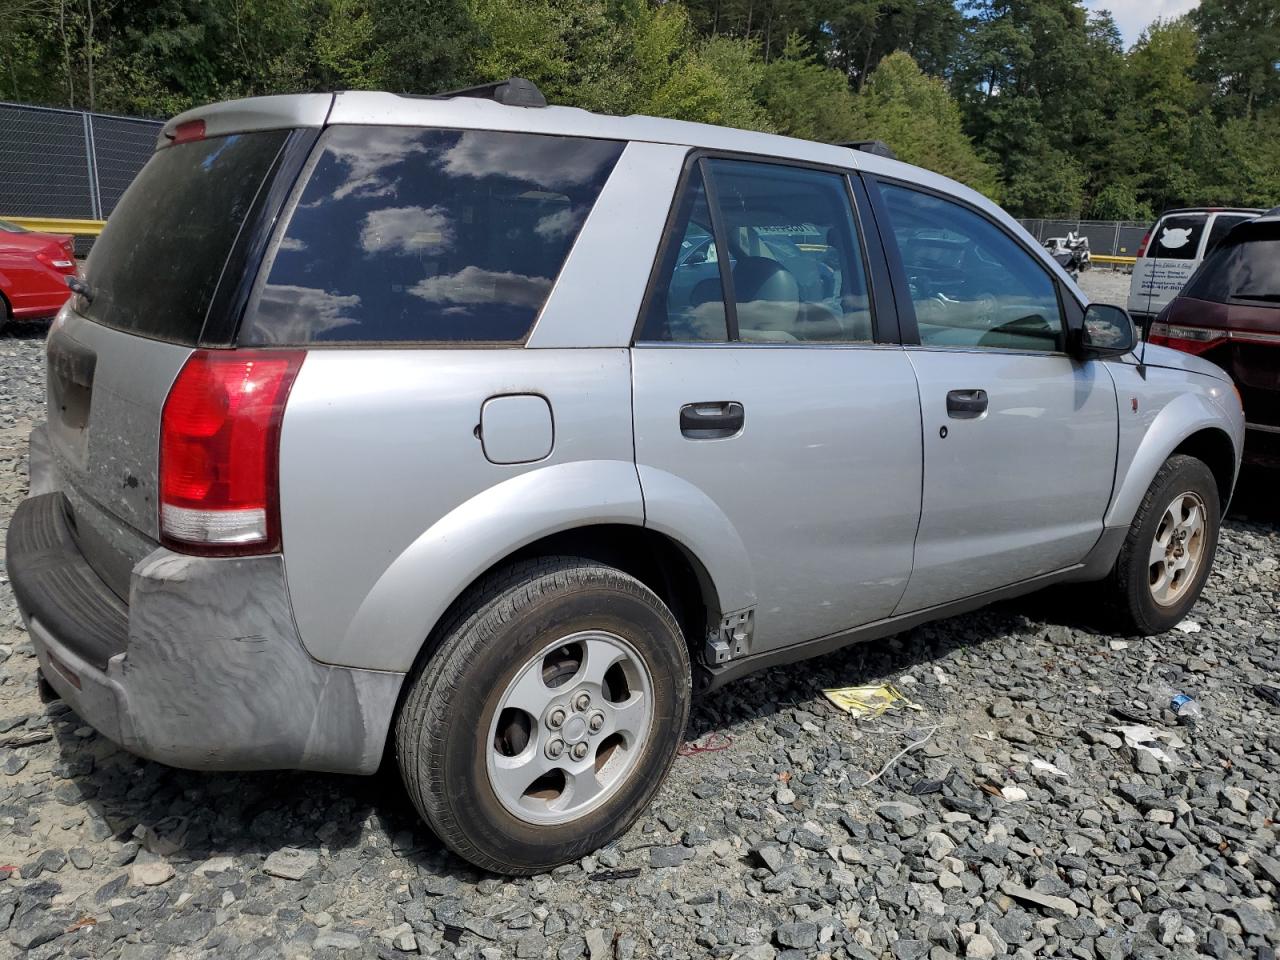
[1135, 232, 1151, 258]
[36, 251, 76, 272]
[1147, 322, 1228, 355]
[159, 350, 304, 554]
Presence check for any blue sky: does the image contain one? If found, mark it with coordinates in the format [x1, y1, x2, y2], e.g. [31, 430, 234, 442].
[1084, 0, 1201, 46]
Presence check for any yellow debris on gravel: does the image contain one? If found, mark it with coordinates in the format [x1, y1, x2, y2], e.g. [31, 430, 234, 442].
[822, 683, 923, 719]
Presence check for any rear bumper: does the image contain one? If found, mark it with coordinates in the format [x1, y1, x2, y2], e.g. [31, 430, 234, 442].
[5, 491, 403, 774]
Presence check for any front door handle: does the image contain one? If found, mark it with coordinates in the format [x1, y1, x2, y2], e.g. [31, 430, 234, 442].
[946, 389, 988, 419]
[680, 401, 744, 439]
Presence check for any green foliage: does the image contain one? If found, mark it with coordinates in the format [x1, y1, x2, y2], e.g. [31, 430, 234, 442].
[2, 0, 1275, 217]
[852, 52, 1001, 197]
[1087, 183, 1154, 221]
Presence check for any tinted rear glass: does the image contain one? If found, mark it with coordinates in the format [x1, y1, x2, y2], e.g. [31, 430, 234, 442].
[1206, 214, 1254, 252]
[243, 127, 624, 345]
[1183, 227, 1280, 305]
[1149, 214, 1205, 260]
[83, 131, 288, 344]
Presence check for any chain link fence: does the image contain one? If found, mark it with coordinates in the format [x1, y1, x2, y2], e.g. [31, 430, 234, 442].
[0, 102, 162, 253]
[1018, 218, 1150, 262]
[2, 101, 1156, 267]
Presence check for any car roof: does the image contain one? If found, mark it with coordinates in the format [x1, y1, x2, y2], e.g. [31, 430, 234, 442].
[161, 90, 1085, 303]
[1156, 207, 1265, 218]
[161, 91, 992, 220]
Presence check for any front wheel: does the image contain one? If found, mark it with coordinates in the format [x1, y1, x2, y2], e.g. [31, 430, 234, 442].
[395, 557, 691, 874]
[1103, 454, 1221, 634]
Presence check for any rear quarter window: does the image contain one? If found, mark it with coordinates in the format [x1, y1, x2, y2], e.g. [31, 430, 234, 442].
[1149, 214, 1206, 260]
[243, 127, 624, 345]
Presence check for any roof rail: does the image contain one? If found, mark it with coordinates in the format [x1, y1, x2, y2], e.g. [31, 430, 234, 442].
[429, 77, 547, 108]
[838, 139, 896, 160]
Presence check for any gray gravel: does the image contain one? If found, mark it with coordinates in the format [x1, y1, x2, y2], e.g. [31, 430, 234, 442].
[2, 318, 1279, 960]
[1076, 267, 1133, 306]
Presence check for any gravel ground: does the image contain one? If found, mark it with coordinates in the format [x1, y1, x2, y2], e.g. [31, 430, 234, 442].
[1, 316, 1278, 960]
[1076, 268, 1132, 306]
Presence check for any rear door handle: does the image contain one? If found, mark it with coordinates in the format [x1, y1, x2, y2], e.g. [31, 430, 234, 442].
[946, 389, 988, 419]
[680, 401, 744, 439]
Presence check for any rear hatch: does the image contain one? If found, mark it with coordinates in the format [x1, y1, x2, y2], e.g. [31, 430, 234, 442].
[1129, 212, 1207, 317]
[45, 121, 314, 599]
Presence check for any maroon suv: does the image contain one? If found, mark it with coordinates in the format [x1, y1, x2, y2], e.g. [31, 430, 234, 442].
[1150, 208, 1280, 467]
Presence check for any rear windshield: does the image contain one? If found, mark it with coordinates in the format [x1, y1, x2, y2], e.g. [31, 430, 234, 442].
[242, 126, 623, 345]
[1183, 226, 1280, 305]
[1149, 214, 1205, 260]
[83, 131, 288, 344]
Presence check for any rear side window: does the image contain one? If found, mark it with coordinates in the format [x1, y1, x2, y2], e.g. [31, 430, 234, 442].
[1205, 214, 1254, 253]
[83, 131, 288, 344]
[1183, 227, 1280, 305]
[243, 127, 623, 345]
[1149, 214, 1206, 260]
[640, 158, 872, 343]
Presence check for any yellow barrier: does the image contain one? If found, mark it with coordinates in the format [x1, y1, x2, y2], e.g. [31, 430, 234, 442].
[1091, 254, 1137, 265]
[2, 216, 106, 237]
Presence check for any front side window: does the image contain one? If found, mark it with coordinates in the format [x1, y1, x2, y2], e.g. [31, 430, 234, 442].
[640, 158, 873, 344]
[878, 184, 1065, 353]
[244, 127, 623, 345]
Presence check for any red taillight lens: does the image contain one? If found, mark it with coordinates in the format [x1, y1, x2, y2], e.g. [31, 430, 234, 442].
[172, 119, 206, 144]
[159, 350, 304, 554]
[1147, 322, 1228, 356]
[1135, 232, 1150, 258]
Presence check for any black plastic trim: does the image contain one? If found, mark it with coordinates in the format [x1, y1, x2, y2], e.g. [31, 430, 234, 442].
[208, 128, 321, 347]
[6, 493, 129, 671]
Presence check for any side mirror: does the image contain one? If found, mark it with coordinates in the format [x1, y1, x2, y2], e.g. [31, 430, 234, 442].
[1072, 303, 1137, 359]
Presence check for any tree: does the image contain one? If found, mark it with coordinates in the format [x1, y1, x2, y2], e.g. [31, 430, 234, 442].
[1191, 0, 1280, 119]
[853, 52, 1000, 197]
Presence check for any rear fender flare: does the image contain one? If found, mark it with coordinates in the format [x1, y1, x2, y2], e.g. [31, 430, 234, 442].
[342, 459, 647, 673]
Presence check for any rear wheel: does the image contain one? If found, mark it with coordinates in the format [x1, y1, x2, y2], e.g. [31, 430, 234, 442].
[395, 557, 691, 874]
[1103, 454, 1220, 634]
[0, 291, 11, 336]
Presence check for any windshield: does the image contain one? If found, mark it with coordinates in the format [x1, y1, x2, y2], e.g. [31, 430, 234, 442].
[82, 130, 288, 344]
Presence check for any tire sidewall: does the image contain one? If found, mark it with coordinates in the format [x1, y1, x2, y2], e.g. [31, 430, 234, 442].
[1126, 457, 1221, 633]
[424, 570, 689, 871]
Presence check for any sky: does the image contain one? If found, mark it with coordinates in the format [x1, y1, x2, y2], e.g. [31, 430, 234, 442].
[1085, 0, 1201, 46]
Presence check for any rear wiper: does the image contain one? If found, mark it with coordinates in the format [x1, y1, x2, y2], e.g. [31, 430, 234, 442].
[65, 275, 95, 303]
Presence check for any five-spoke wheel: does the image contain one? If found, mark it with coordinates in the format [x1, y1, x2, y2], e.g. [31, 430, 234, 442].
[488, 631, 653, 825]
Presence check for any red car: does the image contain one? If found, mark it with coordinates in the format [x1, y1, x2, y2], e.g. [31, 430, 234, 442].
[1150, 207, 1280, 467]
[0, 219, 77, 328]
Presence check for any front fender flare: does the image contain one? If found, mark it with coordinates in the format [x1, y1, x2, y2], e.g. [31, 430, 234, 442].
[1105, 390, 1239, 529]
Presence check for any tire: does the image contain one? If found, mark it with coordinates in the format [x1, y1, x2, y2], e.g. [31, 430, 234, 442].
[1103, 454, 1220, 635]
[395, 556, 691, 874]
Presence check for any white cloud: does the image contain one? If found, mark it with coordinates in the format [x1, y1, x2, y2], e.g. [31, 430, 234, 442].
[249, 284, 362, 343]
[359, 205, 454, 255]
[440, 131, 620, 189]
[1085, 0, 1200, 45]
[409, 265, 551, 309]
[534, 206, 585, 241]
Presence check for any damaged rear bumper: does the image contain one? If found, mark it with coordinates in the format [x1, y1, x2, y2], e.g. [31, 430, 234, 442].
[5, 491, 403, 774]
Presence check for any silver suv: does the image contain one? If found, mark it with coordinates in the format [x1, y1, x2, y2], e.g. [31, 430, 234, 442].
[5, 80, 1245, 874]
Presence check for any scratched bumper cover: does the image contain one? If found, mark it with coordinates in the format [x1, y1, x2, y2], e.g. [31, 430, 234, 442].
[6, 492, 402, 774]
